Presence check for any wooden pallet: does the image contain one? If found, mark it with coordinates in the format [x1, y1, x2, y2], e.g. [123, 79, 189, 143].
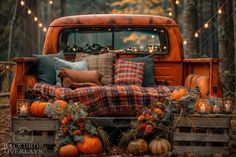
[11, 117, 57, 157]
[173, 114, 232, 156]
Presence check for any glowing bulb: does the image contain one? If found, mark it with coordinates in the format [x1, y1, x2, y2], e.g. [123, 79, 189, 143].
[218, 8, 222, 14]
[183, 40, 187, 45]
[38, 23, 43, 27]
[34, 17, 38, 22]
[204, 23, 209, 28]
[154, 28, 157, 31]
[49, 0, 53, 5]
[20, 0, 25, 6]
[168, 12, 172, 17]
[27, 9, 32, 15]
[43, 27, 47, 32]
[194, 32, 199, 38]
[175, 0, 180, 5]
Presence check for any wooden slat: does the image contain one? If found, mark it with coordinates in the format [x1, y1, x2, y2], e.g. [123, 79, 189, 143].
[12, 119, 57, 131]
[41, 151, 56, 157]
[174, 116, 230, 128]
[12, 135, 55, 145]
[173, 146, 229, 155]
[174, 132, 229, 142]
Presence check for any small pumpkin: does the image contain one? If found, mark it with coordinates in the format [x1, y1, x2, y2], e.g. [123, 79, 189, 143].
[30, 101, 50, 117]
[59, 144, 78, 157]
[53, 100, 68, 110]
[149, 138, 171, 155]
[127, 139, 148, 155]
[171, 88, 187, 100]
[77, 134, 103, 155]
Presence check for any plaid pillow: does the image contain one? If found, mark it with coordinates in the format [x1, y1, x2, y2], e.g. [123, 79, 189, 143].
[114, 59, 144, 86]
[75, 52, 115, 85]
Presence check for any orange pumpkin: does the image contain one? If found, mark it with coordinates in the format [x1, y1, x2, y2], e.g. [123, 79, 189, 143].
[30, 101, 50, 117]
[53, 100, 68, 110]
[77, 134, 103, 155]
[127, 139, 148, 155]
[25, 75, 37, 89]
[171, 88, 187, 100]
[59, 144, 78, 157]
[185, 74, 209, 98]
[149, 138, 171, 155]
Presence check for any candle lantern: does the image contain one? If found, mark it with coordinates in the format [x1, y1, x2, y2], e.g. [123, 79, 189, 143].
[212, 99, 222, 113]
[223, 99, 233, 113]
[195, 99, 211, 113]
[17, 99, 30, 117]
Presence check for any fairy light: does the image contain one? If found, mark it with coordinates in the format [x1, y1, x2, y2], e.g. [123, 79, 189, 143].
[168, 12, 172, 17]
[20, 0, 25, 6]
[27, 9, 32, 15]
[194, 32, 199, 38]
[34, 17, 38, 22]
[43, 27, 47, 32]
[49, 0, 53, 5]
[175, 0, 180, 5]
[183, 40, 187, 45]
[218, 8, 222, 14]
[38, 23, 43, 27]
[204, 23, 209, 29]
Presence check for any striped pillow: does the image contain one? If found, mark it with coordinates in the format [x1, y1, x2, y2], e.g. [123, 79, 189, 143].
[114, 59, 144, 86]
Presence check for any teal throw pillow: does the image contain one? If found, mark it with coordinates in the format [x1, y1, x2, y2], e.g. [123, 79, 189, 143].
[123, 54, 156, 87]
[34, 51, 64, 85]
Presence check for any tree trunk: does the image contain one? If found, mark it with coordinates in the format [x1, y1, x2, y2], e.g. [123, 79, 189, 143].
[218, 0, 235, 98]
[183, 0, 198, 58]
[60, 0, 66, 16]
[8, 0, 18, 61]
[233, 0, 236, 103]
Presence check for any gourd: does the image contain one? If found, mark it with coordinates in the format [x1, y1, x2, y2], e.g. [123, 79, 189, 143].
[127, 139, 148, 155]
[149, 138, 171, 155]
[59, 144, 78, 157]
[77, 134, 103, 155]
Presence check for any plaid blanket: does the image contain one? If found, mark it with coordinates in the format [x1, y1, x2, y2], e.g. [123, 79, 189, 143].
[33, 83, 174, 116]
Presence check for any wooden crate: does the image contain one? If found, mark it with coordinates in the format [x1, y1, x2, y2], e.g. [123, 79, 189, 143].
[173, 114, 232, 156]
[11, 117, 57, 157]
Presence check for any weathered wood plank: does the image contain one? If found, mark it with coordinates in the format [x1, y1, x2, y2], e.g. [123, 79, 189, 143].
[174, 116, 230, 128]
[174, 132, 229, 142]
[12, 119, 57, 131]
[173, 146, 229, 155]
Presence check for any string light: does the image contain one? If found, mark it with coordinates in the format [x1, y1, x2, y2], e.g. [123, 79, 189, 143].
[49, 0, 53, 5]
[27, 9, 32, 15]
[194, 32, 199, 38]
[20, 0, 25, 6]
[204, 23, 209, 29]
[43, 27, 47, 32]
[19, 0, 47, 33]
[38, 23, 43, 27]
[168, 12, 172, 17]
[183, 40, 187, 45]
[218, 8, 222, 14]
[34, 17, 38, 22]
[175, 0, 180, 5]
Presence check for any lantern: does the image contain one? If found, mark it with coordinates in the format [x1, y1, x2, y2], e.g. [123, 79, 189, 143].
[17, 99, 30, 117]
[223, 99, 233, 113]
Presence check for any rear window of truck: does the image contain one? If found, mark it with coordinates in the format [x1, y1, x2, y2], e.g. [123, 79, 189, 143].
[58, 28, 169, 54]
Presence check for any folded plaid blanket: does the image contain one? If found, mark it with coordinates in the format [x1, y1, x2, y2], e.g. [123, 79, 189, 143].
[33, 83, 174, 116]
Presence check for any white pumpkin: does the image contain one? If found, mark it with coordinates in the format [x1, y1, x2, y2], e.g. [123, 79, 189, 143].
[149, 138, 171, 155]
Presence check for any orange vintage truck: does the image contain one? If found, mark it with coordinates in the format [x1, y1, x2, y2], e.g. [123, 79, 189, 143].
[9, 14, 223, 155]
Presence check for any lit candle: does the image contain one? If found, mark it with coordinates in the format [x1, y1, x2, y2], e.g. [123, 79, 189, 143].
[212, 104, 220, 113]
[224, 101, 231, 112]
[200, 103, 206, 113]
[20, 105, 27, 115]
